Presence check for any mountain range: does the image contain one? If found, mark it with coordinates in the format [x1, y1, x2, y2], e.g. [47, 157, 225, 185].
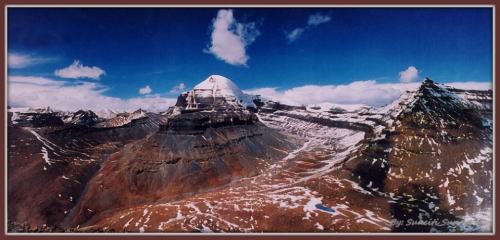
[7, 75, 493, 233]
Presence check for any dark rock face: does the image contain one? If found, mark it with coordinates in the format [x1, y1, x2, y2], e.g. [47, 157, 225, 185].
[32, 113, 65, 127]
[64, 110, 101, 127]
[389, 184, 459, 232]
[402, 80, 484, 129]
[10, 109, 102, 128]
[347, 137, 391, 190]
[12, 112, 65, 127]
[174, 93, 188, 107]
[160, 109, 258, 134]
[259, 101, 307, 113]
[66, 109, 297, 228]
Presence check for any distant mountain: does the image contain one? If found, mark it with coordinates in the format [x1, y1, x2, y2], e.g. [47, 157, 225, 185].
[93, 109, 148, 128]
[62, 110, 101, 127]
[7, 76, 492, 233]
[94, 108, 118, 119]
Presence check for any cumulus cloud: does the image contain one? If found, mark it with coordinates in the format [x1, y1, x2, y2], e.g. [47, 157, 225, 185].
[54, 60, 105, 80]
[245, 81, 421, 107]
[399, 66, 420, 83]
[205, 9, 260, 66]
[170, 83, 186, 93]
[286, 12, 331, 42]
[139, 85, 152, 95]
[8, 53, 50, 69]
[9, 75, 490, 114]
[307, 13, 331, 26]
[245, 79, 492, 108]
[8, 76, 176, 113]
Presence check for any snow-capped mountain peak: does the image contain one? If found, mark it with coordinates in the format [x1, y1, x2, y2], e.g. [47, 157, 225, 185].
[62, 110, 100, 126]
[183, 75, 256, 109]
[193, 75, 245, 98]
[93, 108, 152, 128]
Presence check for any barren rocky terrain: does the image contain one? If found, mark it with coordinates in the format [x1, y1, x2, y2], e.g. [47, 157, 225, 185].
[7, 76, 493, 233]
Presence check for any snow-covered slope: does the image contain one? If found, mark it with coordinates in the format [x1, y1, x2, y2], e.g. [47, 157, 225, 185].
[307, 102, 370, 113]
[185, 75, 256, 109]
[193, 75, 244, 98]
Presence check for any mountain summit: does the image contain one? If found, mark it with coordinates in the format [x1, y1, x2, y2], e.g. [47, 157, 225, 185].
[193, 75, 245, 99]
[180, 75, 255, 110]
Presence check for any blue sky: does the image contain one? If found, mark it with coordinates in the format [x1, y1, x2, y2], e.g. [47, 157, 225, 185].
[7, 7, 493, 112]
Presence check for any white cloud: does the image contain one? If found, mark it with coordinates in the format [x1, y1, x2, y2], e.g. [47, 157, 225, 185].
[8, 76, 176, 113]
[8, 76, 64, 86]
[308, 13, 331, 26]
[286, 28, 305, 42]
[9, 76, 490, 114]
[245, 80, 492, 108]
[446, 81, 492, 90]
[244, 87, 278, 98]
[139, 85, 152, 95]
[205, 9, 260, 66]
[54, 60, 105, 80]
[286, 13, 331, 42]
[170, 83, 186, 93]
[8, 53, 49, 69]
[245, 81, 421, 107]
[399, 66, 420, 83]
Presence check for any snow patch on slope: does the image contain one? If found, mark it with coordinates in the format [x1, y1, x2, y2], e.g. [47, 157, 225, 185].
[307, 102, 369, 113]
